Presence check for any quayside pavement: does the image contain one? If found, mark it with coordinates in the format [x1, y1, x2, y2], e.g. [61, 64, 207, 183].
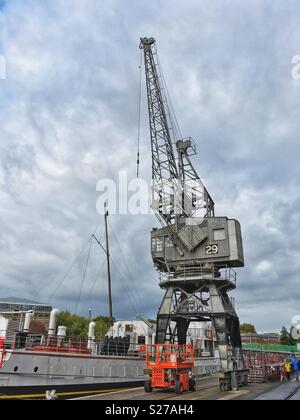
[73, 376, 288, 401]
[256, 378, 300, 400]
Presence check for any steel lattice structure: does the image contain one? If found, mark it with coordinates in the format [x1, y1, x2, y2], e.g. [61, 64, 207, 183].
[140, 37, 248, 390]
[140, 38, 178, 224]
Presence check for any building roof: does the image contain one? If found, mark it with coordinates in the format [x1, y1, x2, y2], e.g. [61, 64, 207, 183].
[241, 332, 280, 339]
[261, 333, 280, 338]
[241, 333, 258, 337]
[0, 297, 52, 307]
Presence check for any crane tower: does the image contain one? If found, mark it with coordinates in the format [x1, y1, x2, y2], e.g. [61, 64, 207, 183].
[140, 37, 248, 389]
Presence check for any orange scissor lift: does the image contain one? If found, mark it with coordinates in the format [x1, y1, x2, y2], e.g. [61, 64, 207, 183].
[142, 344, 196, 394]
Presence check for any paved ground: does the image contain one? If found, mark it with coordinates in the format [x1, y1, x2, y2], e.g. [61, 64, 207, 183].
[74, 376, 283, 401]
[289, 387, 300, 400]
[256, 378, 300, 400]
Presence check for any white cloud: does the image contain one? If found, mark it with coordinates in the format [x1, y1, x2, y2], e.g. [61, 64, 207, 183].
[0, 0, 299, 330]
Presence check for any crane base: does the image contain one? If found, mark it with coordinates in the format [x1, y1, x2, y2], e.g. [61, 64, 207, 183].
[218, 370, 249, 392]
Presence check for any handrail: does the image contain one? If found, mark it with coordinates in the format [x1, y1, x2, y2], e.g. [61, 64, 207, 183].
[160, 264, 237, 285]
[11, 334, 145, 358]
[242, 343, 299, 354]
[143, 344, 194, 369]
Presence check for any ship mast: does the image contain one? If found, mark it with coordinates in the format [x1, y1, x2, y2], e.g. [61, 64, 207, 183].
[93, 204, 114, 327]
[104, 204, 113, 327]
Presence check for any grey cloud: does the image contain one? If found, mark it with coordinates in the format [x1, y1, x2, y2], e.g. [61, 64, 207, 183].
[0, 0, 300, 330]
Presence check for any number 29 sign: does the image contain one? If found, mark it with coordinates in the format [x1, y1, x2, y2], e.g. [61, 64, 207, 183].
[205, 244, 219, 255]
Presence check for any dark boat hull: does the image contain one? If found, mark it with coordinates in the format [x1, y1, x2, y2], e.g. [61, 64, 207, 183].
[0, 380, 144, 400]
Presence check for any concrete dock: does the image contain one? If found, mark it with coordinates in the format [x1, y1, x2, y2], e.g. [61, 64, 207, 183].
[256, 379, 300, 400]
[74, 376, 285, 401]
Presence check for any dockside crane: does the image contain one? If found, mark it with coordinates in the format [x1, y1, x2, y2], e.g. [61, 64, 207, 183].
[140, 37, 248, 392]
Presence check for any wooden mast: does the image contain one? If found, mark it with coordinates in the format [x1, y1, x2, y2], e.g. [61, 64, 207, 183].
[104, 203, 113, 327]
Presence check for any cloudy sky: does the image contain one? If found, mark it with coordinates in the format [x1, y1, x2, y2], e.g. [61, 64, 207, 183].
[0, 0, 300, 332]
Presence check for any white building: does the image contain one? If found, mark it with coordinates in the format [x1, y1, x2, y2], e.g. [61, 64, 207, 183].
[107, 320, 156, 345]
[108, 319, 217, 358]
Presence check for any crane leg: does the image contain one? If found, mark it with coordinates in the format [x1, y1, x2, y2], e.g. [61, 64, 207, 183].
[154, 279, 248, 389]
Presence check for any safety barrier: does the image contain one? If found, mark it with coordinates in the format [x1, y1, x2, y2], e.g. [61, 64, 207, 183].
[143, 344, 194, 369]
[12, 334, 145, 358]
[160, 264, 237, 286]
[243, 349, 293, 383]
[0, 337, 5, 368]
[243, 343, 298, 354]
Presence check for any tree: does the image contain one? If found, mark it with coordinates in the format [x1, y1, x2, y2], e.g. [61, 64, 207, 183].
[240, 323, 257, 334]
[280, 326, 290, 344]
[93, 315, 114, 339]
[57, 312, 113, 340]
[280, 326, 296, 345]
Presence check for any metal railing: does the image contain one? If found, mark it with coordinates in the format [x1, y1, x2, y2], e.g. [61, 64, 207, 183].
[143, 344, 194, 369]
[159, 264, 237, 285]
[99, 340, 143, 358]
[242, 342, 299, 354]
[11, 334, 145, 358]
[8, 332, 219, 360]
[19, 335, 92, 354]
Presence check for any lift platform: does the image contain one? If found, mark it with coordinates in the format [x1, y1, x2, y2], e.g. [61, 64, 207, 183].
[142, 344, 196, 394]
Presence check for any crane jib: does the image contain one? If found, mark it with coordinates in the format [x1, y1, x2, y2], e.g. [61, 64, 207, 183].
[139, 37, 214, 225]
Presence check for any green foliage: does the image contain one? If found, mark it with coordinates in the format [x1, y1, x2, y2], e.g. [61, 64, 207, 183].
[280, 326, 298, 345]
[57, 311, 113, 340]
[93, 315, 114, 339]
[240, 323, 257, 334]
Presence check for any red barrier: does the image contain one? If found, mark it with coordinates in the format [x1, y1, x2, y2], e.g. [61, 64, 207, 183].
[32, 346, 92, 355]
[0, 337, 5, 368]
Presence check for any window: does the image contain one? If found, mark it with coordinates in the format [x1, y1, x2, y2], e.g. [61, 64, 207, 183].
[138, 336, 145, 345]
[125, 325, 133, 333]
[151, 238, 156, 252]
[152, 238, 164, 253]
[156, 238, 163, 252]
[213, 229, 226, 241]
